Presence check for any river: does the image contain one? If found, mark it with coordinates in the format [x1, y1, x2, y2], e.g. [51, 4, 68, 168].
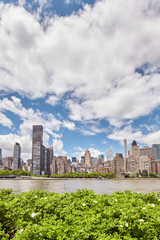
[0, 178, 160, 194]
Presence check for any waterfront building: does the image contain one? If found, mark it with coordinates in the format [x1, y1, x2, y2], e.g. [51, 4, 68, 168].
[151, 159, 160, 174]
[84, 149, 91, 167]
[139, 155, 151, 173]
[4, 157, 13, 169]
[13, 142, 21, 170]
[106, 146, 113, 161]
[51, 156, 68, 174]
[126, 155, 137, 174]
[90, 157, 98, 169]
[152, 144, 160, 159]
[0, 148, 2, 165]
[112, 153, 124, 175]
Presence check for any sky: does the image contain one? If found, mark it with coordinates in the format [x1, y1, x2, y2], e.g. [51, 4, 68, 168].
[0, 0, 160, 161]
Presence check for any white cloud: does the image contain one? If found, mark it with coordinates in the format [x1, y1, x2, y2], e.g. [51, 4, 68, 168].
[45, 95, 60, 106]
[53, 138, 67, 156]
[18, 0, 26, 7]
[0, 112, 13, 128]
[107, 124, 160, 147]
[0, 0, 160, 126]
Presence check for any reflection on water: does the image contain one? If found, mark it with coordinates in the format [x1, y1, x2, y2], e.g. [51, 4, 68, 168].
[0, 179, 160, 194]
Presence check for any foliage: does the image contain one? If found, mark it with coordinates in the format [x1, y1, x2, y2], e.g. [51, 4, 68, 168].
[149, 172, 157, 178]
[50, 172, 116, 179]
[0, 170, 31, 176]
[1, 189, 160, 239]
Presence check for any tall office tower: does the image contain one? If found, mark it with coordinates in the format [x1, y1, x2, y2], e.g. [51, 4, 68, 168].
[98, 154, 105, 162]
[13, 142, 21, 170]
[0, 148, 2, 165]
[152, 144, 160, 159]
[106, 146, 113, 161]
[44, 147, 52, 175]
[32, 125, 43, 175]
[130, 140, 140, 160]
[84, 149, 91, 167]
[123, 139, 127, 172]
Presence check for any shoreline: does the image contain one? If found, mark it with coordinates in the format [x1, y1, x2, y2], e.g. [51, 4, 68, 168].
[0, 176, 159, 180]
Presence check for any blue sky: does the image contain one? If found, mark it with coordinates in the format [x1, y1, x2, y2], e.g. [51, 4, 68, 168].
[0, 0, 160, 161]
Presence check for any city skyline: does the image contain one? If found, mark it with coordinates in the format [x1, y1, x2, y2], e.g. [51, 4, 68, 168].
[0, 0, 160, 161]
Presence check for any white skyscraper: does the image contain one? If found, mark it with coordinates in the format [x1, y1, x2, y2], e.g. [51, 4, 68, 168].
[106, 146, 113, 161]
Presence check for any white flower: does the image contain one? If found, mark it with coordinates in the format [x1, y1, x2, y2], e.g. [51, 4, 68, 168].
[139, 219, 145, 223]
[158, 199, 160, 201]
[148, 203, 150, 205]
[125, 222, 128, 227]
[119, 225, 123, 227]
[39, 233, 42, 236]
[45, 197, 47, 199]
[151, 204, 155, 207]
[115, 199, 118, 202]
[19, 228, 24, 233]
[82, 203, 86, 206]
[119, 209, 122, 211]
[31, 212, 37, 218]
[35, 195, 37, 198]
[34, 224, 38, 226]
[142, 207, 146, 210]
[94, 200, 97, 203]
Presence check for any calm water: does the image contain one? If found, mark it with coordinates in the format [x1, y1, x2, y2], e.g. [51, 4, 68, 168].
[0, 179, 160, 194]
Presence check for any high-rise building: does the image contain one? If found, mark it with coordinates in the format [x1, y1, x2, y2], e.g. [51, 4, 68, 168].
[84, 149, 91, 167]
[4, 157, 13, 169]
[0, 148, 2, 165]
[13, 142, 21, 170]
[130, 140, 140, 161]
[98, 154, 105, 162]
[123, 139, 127, 172]
[140, 146, 156, 159]
[32, 125, 43, 146]
[32, 125, 43, 175]
[152, 144, 160, 159]
[106, 146, 113, 161]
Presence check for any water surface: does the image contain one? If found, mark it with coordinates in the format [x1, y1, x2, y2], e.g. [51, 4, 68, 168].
[0, 178, 160, 194]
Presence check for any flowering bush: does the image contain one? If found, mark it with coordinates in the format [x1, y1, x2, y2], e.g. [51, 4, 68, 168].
[0, 189, 160, 239]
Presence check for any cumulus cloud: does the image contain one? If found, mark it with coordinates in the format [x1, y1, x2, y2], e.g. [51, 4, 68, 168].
[107, 124, 160, 147]
[0, 112, 13, 128]
[0, 0, 160, 126]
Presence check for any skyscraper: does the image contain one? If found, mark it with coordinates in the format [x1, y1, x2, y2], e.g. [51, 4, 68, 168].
[84, 149, 91, 167]
[106, 146, 113, 161]
[152, 144, 160, 159]
[13, 142, 21, 170]
[32, 125, 43, 175]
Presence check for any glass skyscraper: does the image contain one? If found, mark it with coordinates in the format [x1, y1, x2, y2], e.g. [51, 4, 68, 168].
[13, 142, 21, 170]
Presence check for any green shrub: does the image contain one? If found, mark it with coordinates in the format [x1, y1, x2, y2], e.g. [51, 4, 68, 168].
[1, 189, 160, 239]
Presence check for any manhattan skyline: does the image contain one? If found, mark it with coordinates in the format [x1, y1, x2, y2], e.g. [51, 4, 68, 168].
[0, 0, 160, 161]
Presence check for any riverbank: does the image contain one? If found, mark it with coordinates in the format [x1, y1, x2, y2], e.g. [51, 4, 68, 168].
[0, 188, 160, 239]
